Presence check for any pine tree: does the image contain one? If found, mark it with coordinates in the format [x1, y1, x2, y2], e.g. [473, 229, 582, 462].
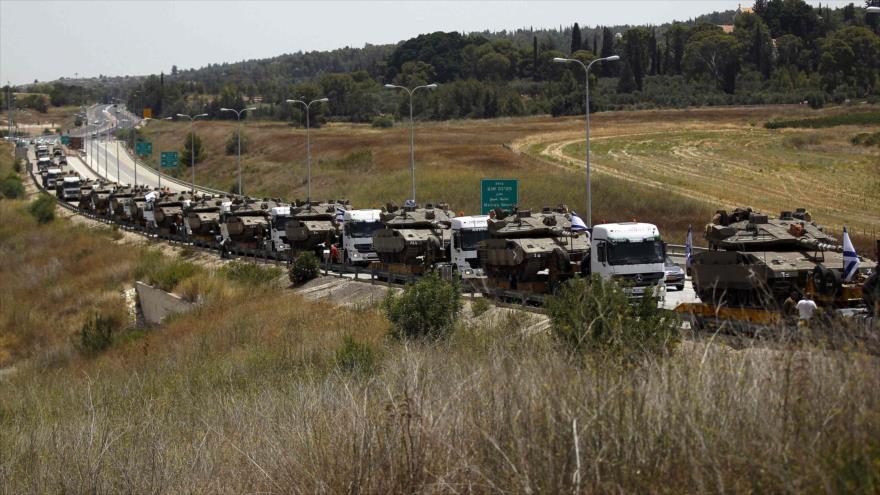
[181, 131, 206, 167]
[570, 23, 582, 54]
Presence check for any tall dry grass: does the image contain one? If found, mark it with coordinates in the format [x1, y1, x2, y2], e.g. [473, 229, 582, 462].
[2, 280, 878, 493]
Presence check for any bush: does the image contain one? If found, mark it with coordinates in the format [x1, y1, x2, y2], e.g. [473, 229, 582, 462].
[136, 250, 201, 292]
[765, 111, 880, 129]
[225, 130, 249, 155]
[371, 115, 394, 128]
[289, 251, 320, 284]
[13, 158, 23, 173]
[851, 132, 880, 147]
[805, 91, 826, 109]
[221, 260, 282, 287]
[334, 335, 378, 374]
[76, 311, 122, 356]
[546, 275, 680, 362]
[470, 297, 491, 318]
[28, 193, 55, 223]
[383, 271, 461, 340]
[0, 174, 24, 199]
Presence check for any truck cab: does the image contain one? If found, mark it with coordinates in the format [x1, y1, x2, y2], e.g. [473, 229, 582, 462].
[589, 222, 667, 298]
[269, 205, 292, 254]
[341, 209, 382, 265]
[58, 176, 81, 201]
[44, 167, 63, 189]
[450, 215, 490, 275]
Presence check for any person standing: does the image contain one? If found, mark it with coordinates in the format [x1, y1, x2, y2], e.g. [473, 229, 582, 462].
[796, 295, 818, 328]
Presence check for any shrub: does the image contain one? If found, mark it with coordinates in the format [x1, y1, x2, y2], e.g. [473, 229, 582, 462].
[225, 130, 249, 155]
[765, 111, 880, 129]
[851, 132, 880, 147]
[76, 311, 122, 356]
[289, 251, 320, 284]
[28, 193, 55, 223]
[13, 158, 22, 173]
[0, 174, 24, 199]
[371, 115, 394, 128]
[221, 260, 282, 287]
[805, 91, 826, 109]
[383, 271, 461, 340]
[470, 297, 491, 318]
[334, 335, 378, 374]
[136, 250, 201, 292]
[546, 275, 680, 362]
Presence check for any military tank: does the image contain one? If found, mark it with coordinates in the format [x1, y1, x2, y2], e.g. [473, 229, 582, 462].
[90, 183, 117, 217]
[77, 180, 96, 210]
[220, 199, 280, 252]
[372, 203, 453, 267]
[478, 206, 590, 292]
[148, 192, 193, 236]
[109, 186, 136, 223]
[185, 196, 228, 244]
[692, 207, 877, 307]
[284, 200, 349, 258]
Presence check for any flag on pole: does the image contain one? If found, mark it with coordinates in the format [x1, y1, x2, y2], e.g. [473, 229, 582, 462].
[335, 205, 346, 225]
[570, 212, 588, 232]
[685, 225, 693, 269]
[842, 226, 859, 282]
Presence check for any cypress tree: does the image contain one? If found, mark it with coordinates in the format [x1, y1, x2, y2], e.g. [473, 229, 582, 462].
[600, 27, 615, 76]
[571, 23, 582, 53]
[533, 35, 539, 79]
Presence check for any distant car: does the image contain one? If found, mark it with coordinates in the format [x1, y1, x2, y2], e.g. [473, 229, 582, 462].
[664, 256, 685, 291]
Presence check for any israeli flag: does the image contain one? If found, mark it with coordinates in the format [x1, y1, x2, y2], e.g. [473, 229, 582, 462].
[403, 199, 416, 208]
[685, 225, 693, 268]
[842, 226, 859, 282]
[570, 212, 588, 232]
[335, 205, 345, 224]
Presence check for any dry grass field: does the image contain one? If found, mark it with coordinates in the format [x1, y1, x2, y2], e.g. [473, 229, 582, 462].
[139, 104, 880, 250]
[9, 104, 79, 131]
[2, 140, 880, 492]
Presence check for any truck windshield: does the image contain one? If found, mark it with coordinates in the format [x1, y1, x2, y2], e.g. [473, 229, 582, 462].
[607, 240, 664, 265]
[349, 221, 382, 238]
[459, 229, 490, 251]
[273, 217, 289, 230]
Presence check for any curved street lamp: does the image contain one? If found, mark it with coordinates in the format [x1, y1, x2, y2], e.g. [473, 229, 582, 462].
[220, 106, 257, 195]
[176, 113, 209, 193]
[285, 98, 328, 204]
[553, 55, 619, 228]
[384, 83, 438, 204]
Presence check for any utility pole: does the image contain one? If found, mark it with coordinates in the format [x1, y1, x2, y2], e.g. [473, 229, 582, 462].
[285, 98, 328, 204]
[383, 83, 439, 204]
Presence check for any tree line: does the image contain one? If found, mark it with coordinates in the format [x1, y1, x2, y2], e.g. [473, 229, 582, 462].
[13, 1, 880, 124]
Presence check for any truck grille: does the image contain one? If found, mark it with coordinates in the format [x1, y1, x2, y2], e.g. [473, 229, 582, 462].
[355, 243, 375, 253]
[614, 272, 664, 287]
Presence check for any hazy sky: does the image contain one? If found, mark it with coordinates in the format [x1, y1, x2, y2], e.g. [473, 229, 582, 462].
[0, 0, 853, 85]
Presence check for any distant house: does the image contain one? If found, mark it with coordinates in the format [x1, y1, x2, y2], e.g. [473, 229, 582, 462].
[719, 24, 735, 34]
[737, 3, 754, 15]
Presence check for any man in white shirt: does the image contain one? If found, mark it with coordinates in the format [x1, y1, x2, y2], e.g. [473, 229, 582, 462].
[796, 295, 818, 327]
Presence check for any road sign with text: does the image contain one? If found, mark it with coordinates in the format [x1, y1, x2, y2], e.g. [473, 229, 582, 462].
[160, 151, 179, 168]
[135, 141, 152, 156]
[480, 179, 519, 215]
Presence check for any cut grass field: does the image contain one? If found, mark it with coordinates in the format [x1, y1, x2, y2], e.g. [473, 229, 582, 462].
[3, 141, 880, 492]
[138, 104, 880, 250]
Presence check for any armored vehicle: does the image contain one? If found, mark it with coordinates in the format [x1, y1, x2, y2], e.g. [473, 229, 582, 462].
[219, 199, 280, 252]
[109, 186, 136, 223]
[373, 203, 454, 267]
[692, 207, 877, 307]
[185, 197, 228, 245]
[147, 192, 192, 236]
[284, 200, 349, 258]
[90, 183, 117, 217]
[478, 207, 589, 291]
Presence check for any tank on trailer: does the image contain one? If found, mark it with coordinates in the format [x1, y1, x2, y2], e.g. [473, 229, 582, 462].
[372, 203, 454, 267]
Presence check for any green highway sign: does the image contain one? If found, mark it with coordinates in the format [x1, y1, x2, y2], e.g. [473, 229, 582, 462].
[480, 178, 519, 215]
[60, 135, 70, 145]
[135, 140, 153, 156]
[160, 151, 179, 168]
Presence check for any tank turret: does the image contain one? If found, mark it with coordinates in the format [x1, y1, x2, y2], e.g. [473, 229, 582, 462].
[283, 200, 349, 253]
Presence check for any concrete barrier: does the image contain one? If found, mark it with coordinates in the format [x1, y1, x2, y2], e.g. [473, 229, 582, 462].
[135, 281, 196, 324]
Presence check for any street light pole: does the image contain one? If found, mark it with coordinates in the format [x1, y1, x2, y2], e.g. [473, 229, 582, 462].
[285, 98, 328, 204]
[176, 113, 209, 194]
[220, 106, 256, 195]
[553, 55, 620, 227]
[383, 83, 438, 204]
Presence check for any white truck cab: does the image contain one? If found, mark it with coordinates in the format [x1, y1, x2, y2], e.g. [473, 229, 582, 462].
[450, 215, 490, 275]
[341, 209, 383, 265]
[60, 176, 81, 200]
[143, 191, 159, 228]
[44, 167, 63, 188]
[589, 222, 666, 298]
[269, 205, 292, 253]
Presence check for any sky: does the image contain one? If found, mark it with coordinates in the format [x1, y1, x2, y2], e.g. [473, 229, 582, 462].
[0, 0, 855, 85]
